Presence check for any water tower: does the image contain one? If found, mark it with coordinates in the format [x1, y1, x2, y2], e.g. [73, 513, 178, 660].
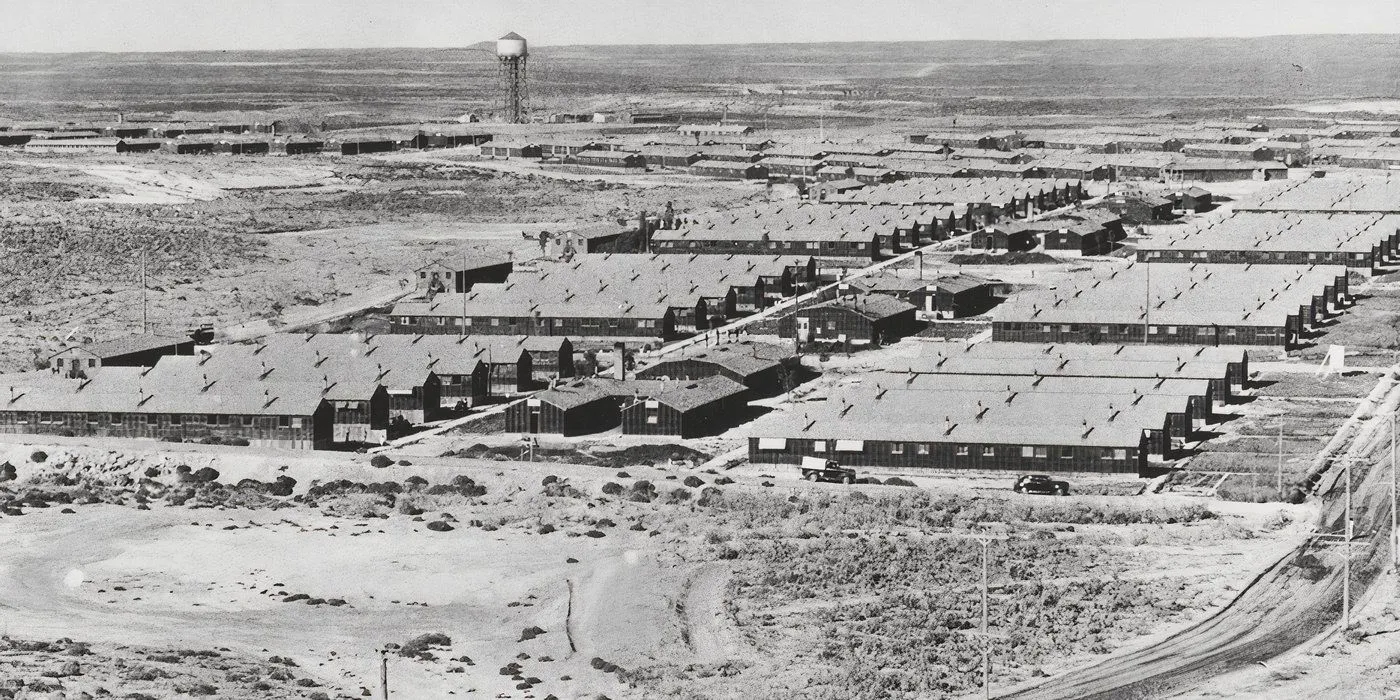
[496, 32, 530, 124]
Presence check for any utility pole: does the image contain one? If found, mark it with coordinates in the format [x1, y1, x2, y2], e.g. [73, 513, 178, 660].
[379, 648, 390, 700]
[1277, 417, 1285, 498]
[1315, 455, 1361, 628]
[1345, 454, 1353, 630]
[1391, 413, 1398, 577]
[459, 250, 467, 338]
[980, 537, 991, 700]
[1142, 262, 1150, 346]
[140, 248, 148, 334]
[946, 533, 1006, 698]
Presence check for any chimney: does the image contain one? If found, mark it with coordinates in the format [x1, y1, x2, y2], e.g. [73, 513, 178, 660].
[614, 342, 627, 380]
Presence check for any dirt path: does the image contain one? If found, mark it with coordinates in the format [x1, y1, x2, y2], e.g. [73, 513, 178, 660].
[0, 497, 635, 698]
[998, 368, 1400, 699]
[685, 563, 745, 662]
[214, 280, 410, 343]
[378, 150, 763, 190]
[571, 552, 692, 668]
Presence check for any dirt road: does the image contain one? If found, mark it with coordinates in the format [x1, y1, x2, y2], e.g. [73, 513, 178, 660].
[685, 563, 745, 662]
[998, 370, 1400, 699]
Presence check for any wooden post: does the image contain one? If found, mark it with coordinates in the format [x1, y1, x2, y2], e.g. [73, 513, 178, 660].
[379, 648, 389, 699]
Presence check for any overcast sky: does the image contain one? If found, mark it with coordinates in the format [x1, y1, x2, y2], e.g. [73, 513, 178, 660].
[4, 0, 1399, 53]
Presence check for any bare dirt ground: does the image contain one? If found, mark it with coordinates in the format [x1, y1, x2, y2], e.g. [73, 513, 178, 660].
[1172, 370, 1371, 502]
[1176, 570, 1400, 699]
[0, 151, 760, 370]
[0, 438, 1306, 699]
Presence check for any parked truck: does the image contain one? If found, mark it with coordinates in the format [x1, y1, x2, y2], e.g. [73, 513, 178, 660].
[800, 456, 857, 484]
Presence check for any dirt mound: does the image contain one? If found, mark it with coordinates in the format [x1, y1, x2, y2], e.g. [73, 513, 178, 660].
[0, 636, 321, 698]
[948, 251, 1061, 265]
[442, 443, 712, 469]
[590, 444, 712, 468]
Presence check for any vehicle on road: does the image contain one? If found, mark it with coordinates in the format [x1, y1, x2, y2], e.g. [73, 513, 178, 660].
[800, 456, 857, 484]
[1013, 474, 1070, 495]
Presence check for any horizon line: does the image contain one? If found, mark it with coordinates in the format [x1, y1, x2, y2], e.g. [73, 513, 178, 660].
[1, 30, 1395, 57]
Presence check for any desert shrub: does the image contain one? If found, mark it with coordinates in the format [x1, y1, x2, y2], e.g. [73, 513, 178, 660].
[304, 480, 402, 503]
[883, 477, 916, 487]
[701, 490, 1217, 530]
[601, 482, 624, 496]
[397, 459, 412, 466]
[683, 475, 705, 488]
[225, 437, 250, 447]
[713, 476, 734, 485]
[538, 523, 556, 535]
[405, 475, 429, 490]
[1262, 509, 1293, 531]
[543, 479, 585, 499]
[584, 530, 606, 538]
[124, 665, 170, 681]
[400, 633, 452, 659]
[519, 626, 546, 642]
[427, 520, 454, 532]
[666, 488, 692, 503]
[29, 450, 47, 463]
[268, 476, 296, 497]
[628, 480, 658, 503]
[370, 454, 394, 468]
[724, 533, 1196, 698]
[425, 475, 487, 498]
[191, 467, 220, 483]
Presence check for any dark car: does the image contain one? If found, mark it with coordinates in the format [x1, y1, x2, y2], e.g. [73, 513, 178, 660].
[1013, 474, 1069, 496]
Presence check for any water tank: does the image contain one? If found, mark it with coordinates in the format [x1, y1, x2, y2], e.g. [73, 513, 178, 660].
[497, 32, 528, 58]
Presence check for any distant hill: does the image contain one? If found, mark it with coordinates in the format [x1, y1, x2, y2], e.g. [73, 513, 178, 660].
[538, 34, 1400, 98]
[0, 33, 1394, 118]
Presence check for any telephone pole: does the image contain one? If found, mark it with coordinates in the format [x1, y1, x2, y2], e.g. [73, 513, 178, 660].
[948, 534, 1006, 699]
[379, 648, 390, 699]
[1142, 262, 1150, 345]
[1319, 456, 1360, 629]
[140, 248, 149, 334]
[980, 536, 992, 700]
[1345, 455, 1353, 628]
